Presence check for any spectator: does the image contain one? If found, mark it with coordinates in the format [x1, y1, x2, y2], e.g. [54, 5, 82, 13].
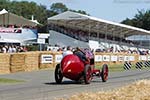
[12, 46, 17, 53]
[2, 46, 7, 53]
[7, 45, 13, 53]
[62, 46, 73, 57]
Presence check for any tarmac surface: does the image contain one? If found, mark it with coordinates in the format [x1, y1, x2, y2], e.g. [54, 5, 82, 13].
[0, 69, 150, 100]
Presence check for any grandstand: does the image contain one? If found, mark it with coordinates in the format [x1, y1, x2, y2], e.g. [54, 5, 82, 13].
[0, 9, 38, 45]
[49, 30, 89, 48]
[48, 11, 150, 52]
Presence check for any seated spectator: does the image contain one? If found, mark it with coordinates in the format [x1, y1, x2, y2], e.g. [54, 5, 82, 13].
[62, 46, 73, 57]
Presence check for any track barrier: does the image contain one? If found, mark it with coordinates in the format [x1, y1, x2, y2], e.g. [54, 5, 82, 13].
[0, 52, 150, 74]
[143, 61, 150, 68]
[124, 61, 132, 70]
[135, 62, 143, 69]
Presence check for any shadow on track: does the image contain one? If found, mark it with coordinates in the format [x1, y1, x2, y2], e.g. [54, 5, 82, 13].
[44, 80, 83, 85]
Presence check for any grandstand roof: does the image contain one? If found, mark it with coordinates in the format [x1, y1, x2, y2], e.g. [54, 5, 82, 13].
[0, 9, 38, 26]
[48, 11, 150, 38]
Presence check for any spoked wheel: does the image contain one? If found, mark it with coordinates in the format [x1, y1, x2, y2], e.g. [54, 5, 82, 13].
[101, 64, 109, 82]
[84, 64, 92, 84]
[55, 64, 63, 84]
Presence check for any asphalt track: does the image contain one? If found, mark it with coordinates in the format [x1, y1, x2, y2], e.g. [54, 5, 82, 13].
[0, 69, 150, 100]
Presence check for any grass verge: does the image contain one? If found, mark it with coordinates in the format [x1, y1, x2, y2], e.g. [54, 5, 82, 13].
[95, 63, 144, 72]
[0, 78, 25, 84]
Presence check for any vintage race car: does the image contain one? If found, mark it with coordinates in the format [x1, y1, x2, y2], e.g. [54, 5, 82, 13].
[54, 48, 109, 84]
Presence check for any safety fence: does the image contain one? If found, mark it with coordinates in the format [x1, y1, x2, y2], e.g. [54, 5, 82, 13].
[94, 53, 150, 71]
[0, 51, 150, 74]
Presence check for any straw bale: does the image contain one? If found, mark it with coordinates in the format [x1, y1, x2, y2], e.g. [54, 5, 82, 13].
[24, 52, 40, 71]
[0, 54, 11, 74]
[10, 65, 26, 73]
[10, 54, 25, 66]
[40, 64, 54, 69]
[0, 54, 10, 62]
[58, 80, 150, 100]
[0, 57, 10, 62]
[0, 70, 10, 74]
[25, 65, 39, 72]
[0, 65, 10, 74]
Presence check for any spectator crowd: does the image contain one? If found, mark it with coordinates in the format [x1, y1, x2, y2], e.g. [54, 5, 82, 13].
[47, 44, 150, 55]
[0, 45, 27, 53]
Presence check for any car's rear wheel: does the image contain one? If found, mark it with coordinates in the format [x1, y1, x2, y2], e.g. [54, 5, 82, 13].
[101, 64, 109, 82]
[55, 64, 63, 84]
[84, 64, 92, 84]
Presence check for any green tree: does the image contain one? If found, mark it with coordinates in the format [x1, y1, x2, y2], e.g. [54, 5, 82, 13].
[50, 3, 68, 14]
[0, 0, 10, 10]
[121, 9, 150, 30]
[0, 1, 89, 32]
[69, 9, 90, 15]
[49, 3, 89, 16]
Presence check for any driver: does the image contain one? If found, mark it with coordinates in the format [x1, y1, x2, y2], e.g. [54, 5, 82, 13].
[73, 47, 88, 63]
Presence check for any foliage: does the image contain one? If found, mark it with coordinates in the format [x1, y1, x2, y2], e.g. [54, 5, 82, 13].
[26, 45, 39, 51]
[0, 78, 25, 84]
[0, 1, 89, 32]
[50, 3, 68, 14]
[69, 9, 90, 16]
[121, 9, 150, 30]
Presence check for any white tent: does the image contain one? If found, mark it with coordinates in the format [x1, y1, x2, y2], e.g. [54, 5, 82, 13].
[0, 38, 20, 43]
[48, 11, 150, 38]
[0, 9, 38, 27]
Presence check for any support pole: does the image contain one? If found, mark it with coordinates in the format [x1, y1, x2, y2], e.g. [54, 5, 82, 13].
[88, 19, 91, 41]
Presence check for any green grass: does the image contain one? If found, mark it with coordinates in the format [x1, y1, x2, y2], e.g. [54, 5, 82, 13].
[95, 64, 123, 72]
[107, 64, 125, 72]
[0, 78, 25, 84]
[95, 63, 140, 72]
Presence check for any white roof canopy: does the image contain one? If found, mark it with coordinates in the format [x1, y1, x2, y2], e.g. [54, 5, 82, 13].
[0, 38, 20, 43]
[48, 11, 150, 38]
[0, 9, 38, 27]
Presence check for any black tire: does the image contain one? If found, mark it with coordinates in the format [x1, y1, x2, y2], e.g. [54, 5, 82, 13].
[55, 64, 63, 84]
[101, 64, 109, 82]
[84, 64, 92, 84]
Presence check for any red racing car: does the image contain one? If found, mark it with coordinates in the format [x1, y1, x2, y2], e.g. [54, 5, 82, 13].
[54, 48, 109, 84]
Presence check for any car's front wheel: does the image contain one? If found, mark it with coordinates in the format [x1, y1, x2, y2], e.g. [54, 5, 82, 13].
[55, 64, 63, 84]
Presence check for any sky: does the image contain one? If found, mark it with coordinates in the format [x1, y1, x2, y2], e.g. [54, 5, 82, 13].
[12, 0, 150, 22]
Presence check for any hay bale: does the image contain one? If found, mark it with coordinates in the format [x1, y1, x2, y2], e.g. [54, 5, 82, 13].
[58, 80, 150, 100]
[24, 52, 39, 72]
[10, 65, 26, 73]
[0, 65, 10, 74]
[10, 54, 25, 66]
[0, 54, 10, 74]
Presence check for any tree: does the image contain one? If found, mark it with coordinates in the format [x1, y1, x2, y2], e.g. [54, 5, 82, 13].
[49, 3, 89, 16]
[121, 9, 150, 30]
[0, 0, 11, 10]
[50, 3, 68, 14]
[0, 1, 89, 32]
[69, 9, 90, 15]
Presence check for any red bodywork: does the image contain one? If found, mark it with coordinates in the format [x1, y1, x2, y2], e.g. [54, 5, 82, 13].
[55, 51, 108, 84]
[61, 54, 85, 81]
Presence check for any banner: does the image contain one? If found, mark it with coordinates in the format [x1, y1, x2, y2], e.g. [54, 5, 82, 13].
[0, 28, 21, 33]
[118, 55, 124, 61]
[139, 56, 147, 61]
[55, 55, 63, 63]
[111, 55, 118, 61]
[103, 55, 110, 61]
[41, 55, 53, 63]
[129, 56, 135, 61]
[95, 55, 103, 62]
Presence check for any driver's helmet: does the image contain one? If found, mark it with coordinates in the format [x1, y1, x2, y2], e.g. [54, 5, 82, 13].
[83, 49, 94, 59]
